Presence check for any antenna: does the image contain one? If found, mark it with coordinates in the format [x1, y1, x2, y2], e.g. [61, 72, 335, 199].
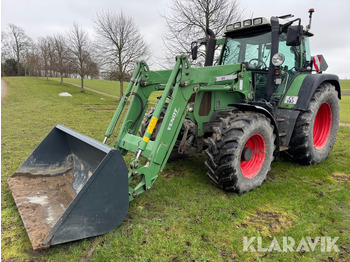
[306, 8, 315, 31]
[277, 14, 294, 19]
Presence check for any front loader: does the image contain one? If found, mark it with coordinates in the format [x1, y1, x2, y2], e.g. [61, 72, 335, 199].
[8, 9, 340, 250]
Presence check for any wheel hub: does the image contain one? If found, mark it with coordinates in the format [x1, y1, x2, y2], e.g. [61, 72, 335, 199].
[240, 133, 266, 179]
[241, 147, 253, 161]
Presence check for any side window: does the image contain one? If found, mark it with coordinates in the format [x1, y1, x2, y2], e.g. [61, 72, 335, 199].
[303, 36, 311, 67]
[222, 39, 240, 65]
[279, 38, 301, 70]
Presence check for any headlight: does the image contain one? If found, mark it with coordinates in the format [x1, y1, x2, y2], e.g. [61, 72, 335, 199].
[271, 53, 285, 66]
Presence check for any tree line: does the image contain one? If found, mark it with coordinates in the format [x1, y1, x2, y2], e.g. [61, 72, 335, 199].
[1, 11, 149, 95]
[1, 0, 242, 95]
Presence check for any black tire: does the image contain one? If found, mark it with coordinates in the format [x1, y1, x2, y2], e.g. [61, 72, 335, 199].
[205, 111, 275, 194]
[284, 83, 339, 165]
[140, 107, 159, 138]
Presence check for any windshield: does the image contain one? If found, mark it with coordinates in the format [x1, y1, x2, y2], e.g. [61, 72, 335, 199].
[221, 32, 272, 70]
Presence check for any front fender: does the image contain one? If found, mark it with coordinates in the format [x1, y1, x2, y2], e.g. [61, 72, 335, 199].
[229, 103, 280, 159]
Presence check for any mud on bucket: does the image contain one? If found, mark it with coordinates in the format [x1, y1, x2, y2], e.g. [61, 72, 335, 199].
[7, 125, 129, 250]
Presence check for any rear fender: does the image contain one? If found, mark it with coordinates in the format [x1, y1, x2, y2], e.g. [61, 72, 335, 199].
[294, 74, 341, 111]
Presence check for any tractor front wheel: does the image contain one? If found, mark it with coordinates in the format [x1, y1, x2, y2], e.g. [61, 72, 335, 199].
[284, 83, 339, 165]
[205, 112, 275, 194]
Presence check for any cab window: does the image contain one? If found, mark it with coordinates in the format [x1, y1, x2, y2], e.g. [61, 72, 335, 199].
[221, 31, 271, 70]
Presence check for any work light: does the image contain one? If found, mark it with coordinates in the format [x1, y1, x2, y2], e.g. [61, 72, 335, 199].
[243, 19, 252, 27]
[233, 22, 241, 29]
[253, 18, 263, 25]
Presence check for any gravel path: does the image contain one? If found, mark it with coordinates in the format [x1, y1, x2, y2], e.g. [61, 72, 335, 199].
[2, 80, 7, 100]
[66, 82, 119, 99]
[339, 122, 350, 128]
[66, 81, 156, 105]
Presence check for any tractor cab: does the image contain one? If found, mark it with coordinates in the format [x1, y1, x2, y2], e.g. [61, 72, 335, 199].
[220, 15, 314, 101]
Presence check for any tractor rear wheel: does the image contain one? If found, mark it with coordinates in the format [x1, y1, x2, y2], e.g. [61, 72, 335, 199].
[284, 83, 339, 165]
[205, 111, 275, 194]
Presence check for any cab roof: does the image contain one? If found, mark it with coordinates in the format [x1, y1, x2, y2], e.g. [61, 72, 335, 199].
[224, 16, 313, 37]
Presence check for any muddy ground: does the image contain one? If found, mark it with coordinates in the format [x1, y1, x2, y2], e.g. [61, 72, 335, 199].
[7, 171, 76, 250]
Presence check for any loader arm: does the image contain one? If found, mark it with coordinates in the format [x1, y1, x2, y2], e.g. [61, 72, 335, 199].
[105, 56, 193, 201]
[105, 55, 244, 201]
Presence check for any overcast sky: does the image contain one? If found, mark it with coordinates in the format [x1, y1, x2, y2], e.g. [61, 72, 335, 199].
[1, 0, 349, 79]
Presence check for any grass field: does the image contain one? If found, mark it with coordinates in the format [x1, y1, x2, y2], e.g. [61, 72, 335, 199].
[340, 80, 350, 90]
[339, 80, 350, 123]
[2, 77, 350, 261]
[51, 77, 162, 103]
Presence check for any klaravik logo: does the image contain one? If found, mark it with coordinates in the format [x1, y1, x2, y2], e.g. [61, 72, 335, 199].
[243, 236, 339, 253]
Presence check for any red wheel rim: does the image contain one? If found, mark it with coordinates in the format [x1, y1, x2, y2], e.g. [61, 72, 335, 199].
[313, 102, 332, 150]
[241, 134, 266, 179]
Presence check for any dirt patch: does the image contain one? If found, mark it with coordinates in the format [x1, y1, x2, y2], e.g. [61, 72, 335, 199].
[80, 104, 117, 112]
[7, 171, 76, 250]
[244, 209, 294, 236]
[162, 169, 186, 179]
[93, 109, 116, 112]
[79, 238, 105, 262]
[339, 123, 350, 128]
[331, 172, 350, 184]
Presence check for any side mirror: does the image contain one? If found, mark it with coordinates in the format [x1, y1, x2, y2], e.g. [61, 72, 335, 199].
[191, 42, 198, 60]
[286, 25, 303, 46]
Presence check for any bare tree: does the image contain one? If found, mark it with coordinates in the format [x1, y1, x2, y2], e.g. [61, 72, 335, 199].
[67, 23, 92, 92]
[1, 32, 11, 62]
[162, 0, 243, 66]
[85, 56, 99, 79]
[3, 24, 32, 75]
[38, 37, 51, 80]
[24, 42, 40, 76]
[94, 10, 149, 98]
[52, 34, 70, 85]
[1, 32, 11, 76]
[46, 36, 59, 78]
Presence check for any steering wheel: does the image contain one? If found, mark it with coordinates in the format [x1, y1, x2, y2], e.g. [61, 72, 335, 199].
[248, 58, 267, 69]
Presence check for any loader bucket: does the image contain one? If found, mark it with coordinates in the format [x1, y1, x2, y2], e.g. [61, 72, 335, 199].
[7, 125, 129, 250]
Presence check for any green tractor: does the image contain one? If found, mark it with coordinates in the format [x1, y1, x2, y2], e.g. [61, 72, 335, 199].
[8, 9, 340, 249]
